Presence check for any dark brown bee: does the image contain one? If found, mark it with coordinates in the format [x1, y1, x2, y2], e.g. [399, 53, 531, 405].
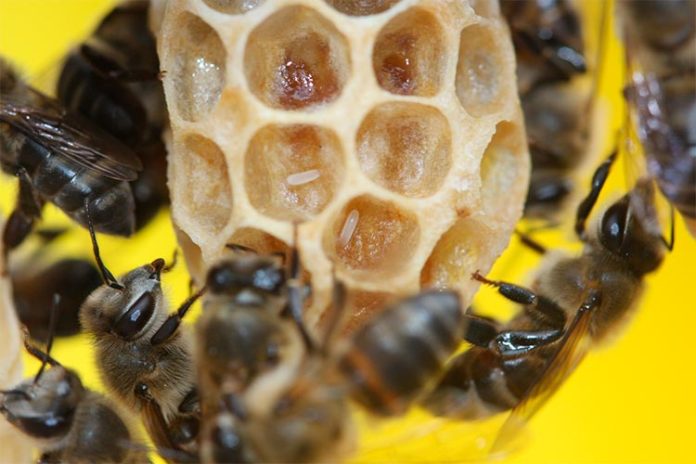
[501, 0, 587, 94]
[423, 157, 670, 451]
[0, 57, 141, 253]
[197, 234, 468, 462]
[196, 251, 306, 415]
[79, 226, 202, 461]
[0, 323, 148, 463]
[12, 257, 101, 342]
[501, 0, 599, 222]
[56, 0, 169, 231]
[619, 0, 696, 236]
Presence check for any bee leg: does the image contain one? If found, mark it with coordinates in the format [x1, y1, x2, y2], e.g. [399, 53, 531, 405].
[514, 229, 548, 255]
[224, 243, 257, 254]
[463, 312, 502, 347]
[472, 272, 566, 329]
[286, 226, 316, 352]
[492, 329, 563, 357]
[150, 287, 206, 345]
[134, 383, 178, 453]
[2, 168, 43, 255]
[319, 274, 347, 353]
[574, 149, 618, 239]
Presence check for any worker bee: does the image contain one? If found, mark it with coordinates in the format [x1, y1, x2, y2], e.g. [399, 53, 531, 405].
[0, 316, 148, 463]
[79, 224, 202, 461]
[501, 0, 602, 222]
[56, 0, 169, 231]
[619, 0, 696, 236]
[0, 57, 141, 253]
[423, 155, 670, 451]
[13, 256, 101, 342]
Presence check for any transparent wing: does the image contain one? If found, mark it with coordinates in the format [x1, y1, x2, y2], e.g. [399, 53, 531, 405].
[0, 100, 141, 181]
[490, 301, 594, 454]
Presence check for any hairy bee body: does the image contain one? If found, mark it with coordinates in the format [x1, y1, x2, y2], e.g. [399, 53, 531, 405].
[425, 180, 667, 420]
[0, 360, 148, 463]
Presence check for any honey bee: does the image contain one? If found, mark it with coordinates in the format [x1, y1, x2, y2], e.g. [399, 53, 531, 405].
[13, 256, 101, 342]
[197, 240, 467, 462]
[0, 319, 148, 463]
[79, 224, 202, 461]
[56, 0, 169, 231]
[0, 57, 141, 253]
[619, 0, 696, 236]
[194, 244, 312, 461]
[501, 0, 601, 222]
[423, 155, 671, 450]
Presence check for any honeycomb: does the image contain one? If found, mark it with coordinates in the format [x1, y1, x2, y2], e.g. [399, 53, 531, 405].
[156, 0, 529, 330]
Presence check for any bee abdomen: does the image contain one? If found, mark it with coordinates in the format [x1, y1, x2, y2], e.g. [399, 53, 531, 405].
[57, 51, 146, 145]
[339, 290, 463, 416]
[27, 148, 135, 236]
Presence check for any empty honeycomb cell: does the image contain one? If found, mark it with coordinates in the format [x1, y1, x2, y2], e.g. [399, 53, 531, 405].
[170, 12, 225, 121]
[324, 195, 420, 277]
[420, 217, 490, 289]
[372, 8, 446, 96]
[172, 135, 232, 235]
[356, 102, 451, 197]
[319, 289, 398, 335]
[325, 0, 402, 16]
[244, 6, 351, 110]
[244, 124, 344, 221]
[455, 24, 510, 117]
[480, 121, 526, 215]
[203, 0, 263, 14]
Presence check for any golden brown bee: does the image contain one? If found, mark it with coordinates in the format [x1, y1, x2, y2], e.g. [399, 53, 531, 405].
[619, 0, 696, 236]
[56, 0, 169, 231]
[424, 156, 670, 450]
[0, 327, 148, 463]
[79, 226, 202, 461]
[0, 57, 141, 253]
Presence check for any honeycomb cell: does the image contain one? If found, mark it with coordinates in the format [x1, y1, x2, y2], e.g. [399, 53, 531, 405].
[170, 12, 225, 121]
[324, 195, 420, 277]
[325, 0, 401, 16]
[172, 135, 232, 235]
[356, 102, 451, 197]
[319, 289, 398, 335]
[225, 227, 289, 258]
[420, 217, 490, 289]
[480, 122, 526, 215]
[203, 0, 263, 14]
[469, 0, 499, 18]
[373, 8, 446, 96]
[455, 24, 510, 117]
[244, 124, 344, 221]
[174, 225, 205, 283]
[244, 6, 351, 110]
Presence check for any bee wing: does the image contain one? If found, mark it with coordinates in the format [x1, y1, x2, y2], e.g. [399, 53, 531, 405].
[139, 397, 183, 463]
[0, 101, 142, 181]
[490, 301, 594, 454]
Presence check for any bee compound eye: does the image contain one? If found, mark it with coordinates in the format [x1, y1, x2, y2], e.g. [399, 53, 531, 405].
[600, 198, 629, 255]
[113, 291, 157, 340]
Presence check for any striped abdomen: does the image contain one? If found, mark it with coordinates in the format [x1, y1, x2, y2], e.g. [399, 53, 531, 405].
[15, 134, 135, 236]
[423, 343, 551, 420]
[338, 290, 463, 416]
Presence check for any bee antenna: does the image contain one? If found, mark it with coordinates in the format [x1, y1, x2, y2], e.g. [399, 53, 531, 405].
[84, 199, 123, 290]
[34, 294, 60, 383]
[0, 389, 31, 401]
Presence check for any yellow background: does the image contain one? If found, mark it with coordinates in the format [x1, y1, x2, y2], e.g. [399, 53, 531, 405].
[1, 1, 695, 463]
